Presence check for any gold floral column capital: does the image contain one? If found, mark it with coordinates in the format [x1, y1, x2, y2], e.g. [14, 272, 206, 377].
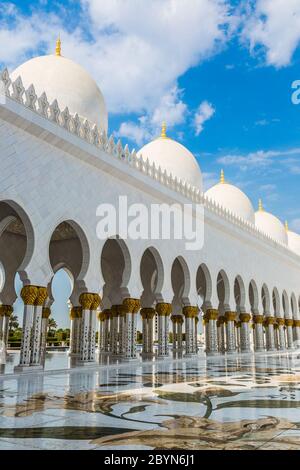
[73, 306, 82, 319]
[79, 293, 95, 310]
[140, 308, 156, 320]
[276, 318, 285, 326]
[20, 285, 39, 305]
[205, 309, 219, 321]
[265, 316, 276, 326]
[42, 307, 51, 319]
[70, 307, 77, 320]
[0, 305, 13, 317]
[171, 314, 184, 324]
[35, 287, 48, 306]
[225, 311, 236, 322]
[91, 294, 101, 311]
[285, 319, 294, 327]
[156, 303, 172, 317]
[98, 312, 105, 322]
[183, 306, 199, 318]
[123, 298, 141, 314]
[240, 313, 251, 323]
[253, 315, 264, 324]
[217, 315, 225, 327]
[294, 320, 300, 328]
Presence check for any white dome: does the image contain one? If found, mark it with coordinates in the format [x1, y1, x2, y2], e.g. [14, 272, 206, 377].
[11, 53, 108, 133]
[205, 178, 255, 224]
[287, 230, 300, 255]
[255, 208, 287, 245]
[137, 132, 202, 190]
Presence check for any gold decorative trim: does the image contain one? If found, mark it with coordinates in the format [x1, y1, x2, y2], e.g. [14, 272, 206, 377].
[253, 315, 264, 324]
[225, 311, 236, 322]
[140, 308, 156, 319]
[91, 294, 101, 311]
[239, 313, 251, 323]
[205, 309, 218, 321]
[79, 293, 95, 310]
[35, 287, 48, 306]
[265, 316, 276, 326]
[182, 306, 198, 318]
[0, 305, 13, 317]
[42, 307, 51, 319]
[21, 286, 39, 305]
[156, 303, 172, 317]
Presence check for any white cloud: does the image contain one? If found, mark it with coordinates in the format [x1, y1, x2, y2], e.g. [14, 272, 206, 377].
[117, 86, 188, 145]
[243, 0, 300, 67]
[217, 147, 300, 170]
[117, 121, 151, 147]
[194, 101, 216, 136]
[0, 0, 236, 115]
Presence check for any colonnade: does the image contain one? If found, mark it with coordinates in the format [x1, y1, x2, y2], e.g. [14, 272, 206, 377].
[0, 286, 299, 372]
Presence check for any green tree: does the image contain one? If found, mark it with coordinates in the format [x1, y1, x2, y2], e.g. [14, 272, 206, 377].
[8, 315, 19, 336]
[47, 318, 57, 336]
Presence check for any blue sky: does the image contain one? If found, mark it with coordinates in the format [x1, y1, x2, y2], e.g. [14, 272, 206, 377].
[1, 0, 300, 327]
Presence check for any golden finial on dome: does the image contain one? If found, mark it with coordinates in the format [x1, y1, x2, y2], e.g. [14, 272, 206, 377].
[285, 220, 289, 232]
[220, 169, 225, 184]
[258, 199, 264, 212]
[55, 35, 61, 56]
[161, 121, 167, 139]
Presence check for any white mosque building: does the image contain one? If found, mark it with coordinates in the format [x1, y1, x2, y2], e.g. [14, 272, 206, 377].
[0, 39, 300, 372]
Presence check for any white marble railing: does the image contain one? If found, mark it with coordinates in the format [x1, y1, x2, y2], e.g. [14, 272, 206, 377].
[0, 69, 296, 255]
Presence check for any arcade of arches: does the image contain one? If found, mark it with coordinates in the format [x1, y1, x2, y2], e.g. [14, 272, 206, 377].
[1, 201, 300, 372]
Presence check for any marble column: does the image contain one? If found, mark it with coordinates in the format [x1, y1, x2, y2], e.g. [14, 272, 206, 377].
[239, 314, 251, 353]
[235, 321, 241, 351]
[110, 306, 119, 356]
[88, 294, 101, 361]
[141, 308, 155, 355]
[74, 307, 82, 355]
[253, 315, 265, 352]
[225, 312, 237, 353]
[79, 293, 97, 363]
[277, 318, 286, 350]
[170, 315, 183, 352]
[2, 306, 13, 351]
[195, 317, 199, 353]
[40, 307, 51, 365]
[118, 306, 127, 356]
[217, 316, 225, 353]
[0, 305, 13, 355]
[156, 303, 172, 357]
[265, 317, 276, 351]
[100, 309, 111, 353]
[274, 324, 279, 350]
[16, 286, 39, 370]
[98, 312, 105, 352]
[123, 298, 141, 360]
[171, 315, 177, 352]
[205, 309, 219, 355]
[177, 317, 183, 351]
[30, 287, 48, 366]
[294, 320, 300, 348]
[70, 307, 78, 355]
[183, 306, 198, 356]
[285, 319, 294, 350]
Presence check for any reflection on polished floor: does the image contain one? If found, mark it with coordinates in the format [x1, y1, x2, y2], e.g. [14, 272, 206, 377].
[1, 352, 300, 450]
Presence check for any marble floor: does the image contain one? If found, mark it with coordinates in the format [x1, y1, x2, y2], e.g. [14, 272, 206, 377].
[0, 352, 300, 450]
